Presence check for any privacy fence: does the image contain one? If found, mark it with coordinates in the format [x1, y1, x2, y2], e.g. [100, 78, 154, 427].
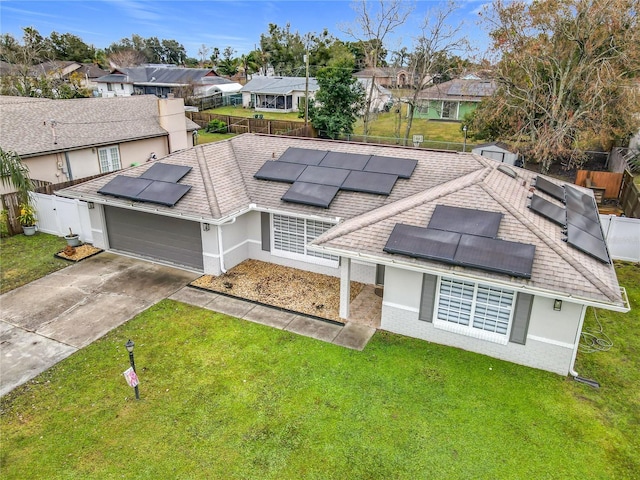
[186, 112, 314, 138]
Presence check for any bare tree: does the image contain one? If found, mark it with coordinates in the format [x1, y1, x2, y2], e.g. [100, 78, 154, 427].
[341, 0, 413, 140]
[403, 1, 469, 145]
[198, 44, 210, 67]
[107, 49, 146, 68]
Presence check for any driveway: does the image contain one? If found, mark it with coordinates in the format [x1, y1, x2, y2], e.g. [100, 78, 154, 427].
[0, 253, 199, 397]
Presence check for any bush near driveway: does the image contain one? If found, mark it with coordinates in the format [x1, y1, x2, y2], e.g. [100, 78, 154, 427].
[1, 262, 638, 479]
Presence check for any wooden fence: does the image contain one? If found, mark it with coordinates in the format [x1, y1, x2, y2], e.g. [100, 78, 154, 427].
[619, 170, 640, 218]
[186, 112, 314, 138]
[575, 170, 623, 199]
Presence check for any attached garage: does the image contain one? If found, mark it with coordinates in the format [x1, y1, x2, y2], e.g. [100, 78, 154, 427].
[104, 206, 203, 270]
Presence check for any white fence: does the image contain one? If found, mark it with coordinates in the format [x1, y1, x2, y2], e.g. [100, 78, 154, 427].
[32, 193, 93, 243]
[600, 214, 640, 262]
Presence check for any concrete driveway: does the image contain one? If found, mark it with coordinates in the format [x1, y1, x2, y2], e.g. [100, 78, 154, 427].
[0, 253, 199, 397]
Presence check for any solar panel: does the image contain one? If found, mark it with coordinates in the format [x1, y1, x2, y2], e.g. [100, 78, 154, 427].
[565, 224, 610, 263]
[341, 171, 398, 195]
[529, 194, 566, 226]
[564, 186, 599, 222]
[277, 147, 328, 166]
[534, 176, 565, 201]
[364, 155, 418, 178]
[98, 176, 153, 199]
[136, 181, 192, 207]
[455, 235, 536, 278]
[428, 205, 503, 238]
[139, 163, 192, 183]
[281, 181, 339, 208]
[383, 224, 461, 261]
[319, 152, 371, 171]
[297, 165, 350, 187]
[566, 212, 603, 239]
[253, 160, 307, 183]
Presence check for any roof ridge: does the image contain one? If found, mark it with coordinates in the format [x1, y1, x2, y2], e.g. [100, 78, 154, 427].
[478, 180, 620, 302]
[195, 145, 221, 217]
[317, 165, 489, 244]
[227, 136, 252, 205]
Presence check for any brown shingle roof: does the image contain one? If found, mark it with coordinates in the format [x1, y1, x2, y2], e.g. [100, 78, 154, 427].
[58, 134, 624, 307]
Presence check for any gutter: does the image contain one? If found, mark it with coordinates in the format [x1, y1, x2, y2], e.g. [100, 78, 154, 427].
[216, 217, 236, 274]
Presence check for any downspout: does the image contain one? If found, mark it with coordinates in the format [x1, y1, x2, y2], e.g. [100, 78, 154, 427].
[569, 305, 600, 388]
[64, 151, 73, 180]
[216, 217, 237, 274]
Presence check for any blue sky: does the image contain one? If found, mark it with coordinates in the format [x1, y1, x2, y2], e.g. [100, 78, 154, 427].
[0, 0, 492, 60]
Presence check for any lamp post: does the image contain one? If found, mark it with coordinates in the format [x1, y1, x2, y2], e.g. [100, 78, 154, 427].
[462, 125, 468, 152]
[125, 339, 140, 400]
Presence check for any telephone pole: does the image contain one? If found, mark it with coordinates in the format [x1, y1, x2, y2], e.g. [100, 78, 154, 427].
[304, 52, 309, 129]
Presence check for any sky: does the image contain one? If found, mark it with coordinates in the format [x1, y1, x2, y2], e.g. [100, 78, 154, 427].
[0, 0, 493, 61]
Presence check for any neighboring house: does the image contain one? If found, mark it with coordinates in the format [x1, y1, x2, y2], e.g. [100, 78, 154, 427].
[472, 142, 522, 166]
[240, 76, 319, 113]
[95, 65, 234, 98]
[0, 60, 108, 93]
[0, 95, 199, 193]
[57, 134, 629, 376]
[354, 67, 414, 89]
[358, 79, 393, 113]
[414, 78, 496, 121]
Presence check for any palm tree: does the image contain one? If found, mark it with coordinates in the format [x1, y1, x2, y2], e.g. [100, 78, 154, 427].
[0, 147, 34, 205]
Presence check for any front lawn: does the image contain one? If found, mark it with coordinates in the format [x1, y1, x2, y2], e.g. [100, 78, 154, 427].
[204, 105, 302, 122]
[1, 262, 638, 479]
[0, 232, 68, 294]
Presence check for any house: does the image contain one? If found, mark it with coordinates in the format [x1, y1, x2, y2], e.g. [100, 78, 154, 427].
[358, 79, 394, 113]
[56, 134, 629, 376]
[354, 67, 414, 89]
[94, 65, 235, 98]
[240, 76, 319, 113]
[0, 60, 108, 94]
[0, 95, 199, 193]
[472, 142, 522, 166]
[413, 78, 496, 121]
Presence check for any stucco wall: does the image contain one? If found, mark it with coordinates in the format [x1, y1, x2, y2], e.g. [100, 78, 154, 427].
[380, 266, 581, 375]
[119, 137, 169, 166]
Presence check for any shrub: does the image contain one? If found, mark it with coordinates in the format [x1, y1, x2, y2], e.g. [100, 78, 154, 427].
[205, 119, 227, 133]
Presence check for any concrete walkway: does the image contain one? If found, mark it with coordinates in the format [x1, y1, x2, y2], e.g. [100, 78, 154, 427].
[1, 253, 376, 397]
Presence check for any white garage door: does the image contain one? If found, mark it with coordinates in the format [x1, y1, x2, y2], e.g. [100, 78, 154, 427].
[104, 206, 203, 270]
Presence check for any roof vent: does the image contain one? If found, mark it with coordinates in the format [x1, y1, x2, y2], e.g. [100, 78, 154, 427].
[497, 164, 517, 179]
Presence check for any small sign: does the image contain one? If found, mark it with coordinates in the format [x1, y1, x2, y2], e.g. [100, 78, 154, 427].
[123, 367, 139, 388]
[412, 134, 424, 143]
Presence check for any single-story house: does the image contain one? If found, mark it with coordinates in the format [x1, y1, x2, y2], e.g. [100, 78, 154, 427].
[57, 134, 629, 376]
[413, 78, 496, 121]
[240, 76, 319, 113]
[472, 142, 522, 166]
[0, 95, 199, 194]
[358, 79, 394, 113]
[354, 67, 415, 89]
[31, 61, 109, 90]
[95, 65, 233, 98]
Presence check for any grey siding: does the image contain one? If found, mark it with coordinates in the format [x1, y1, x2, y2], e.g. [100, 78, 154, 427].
[104, 206, 203, 270]
[509, 293, 533, 345]
[261, 212, 270, 252]
[418, 273, 438, 322]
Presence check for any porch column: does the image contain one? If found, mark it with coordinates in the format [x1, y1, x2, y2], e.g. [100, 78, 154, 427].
[339, 257, 351, 320]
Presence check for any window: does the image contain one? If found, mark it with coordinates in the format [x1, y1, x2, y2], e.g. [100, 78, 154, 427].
[98, 146, 121, 173]
[435, 277, 515, 343]
[272, 214, 338, 264]
[441, 101, 458, 119]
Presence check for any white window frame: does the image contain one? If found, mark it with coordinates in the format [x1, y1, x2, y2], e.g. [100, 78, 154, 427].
[433, 276, 515, 345]
[271, 214, 338, 267]
[440, 101, 459, 119]
[98, 145, 121, 173]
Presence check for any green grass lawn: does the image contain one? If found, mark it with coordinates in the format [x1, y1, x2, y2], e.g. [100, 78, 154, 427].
[204, 105, 302, 122]
[0, 232, 69, 294]
[196, 129, 236, 144]
[1, 262, 638, 479]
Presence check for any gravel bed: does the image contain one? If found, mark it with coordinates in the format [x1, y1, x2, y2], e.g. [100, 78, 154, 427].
[191, 259, 364, 322]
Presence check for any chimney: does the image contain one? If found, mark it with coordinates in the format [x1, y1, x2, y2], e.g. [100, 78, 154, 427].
[157, 97, 188, 152]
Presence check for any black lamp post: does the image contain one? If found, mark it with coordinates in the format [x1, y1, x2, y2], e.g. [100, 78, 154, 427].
[462, 125, 468, 153]
[125, 339, 140, 400]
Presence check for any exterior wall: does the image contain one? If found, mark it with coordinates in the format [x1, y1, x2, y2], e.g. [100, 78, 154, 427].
[88, 204, 108, 249]
[471, 146, 519, 165]
[380, 266, 581, 375]
[414, 100, 478, 121]
[97, 82, 134, 97]
[119, 137, 169, 166]
[22, 153, 64, 184]
[158, 97, 189, 152]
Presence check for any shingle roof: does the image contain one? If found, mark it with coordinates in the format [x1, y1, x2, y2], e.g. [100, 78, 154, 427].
[416, 78, 496, 102]
[240, 76, 318, 94]
[57, 134, 624, 308]
[96, 66, 218, 86]
[0, 95, 168, 156]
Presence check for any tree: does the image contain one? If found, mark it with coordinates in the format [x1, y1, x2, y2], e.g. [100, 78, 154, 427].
[402, 2, 469, 145]
[308, 60, 365, 139]
[217, 46, 238, 76]
[198, 44, 210, 66]
[47, 32, 95, 62]
[475, 0, 640, 172]
[260, 23, 306, 76]
[341, 0, 413, 139]
[107, 48, 146, 67]
[0, 148, 34, 205]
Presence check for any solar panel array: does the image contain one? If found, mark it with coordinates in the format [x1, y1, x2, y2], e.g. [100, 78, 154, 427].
[98, 163, 192, 207]
[254, 147, 418, 208]
[383, 205, 536, 278]
[529, 177, 610, 264]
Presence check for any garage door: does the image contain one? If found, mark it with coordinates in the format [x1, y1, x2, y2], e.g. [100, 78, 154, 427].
[104, 206, 203, 270]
